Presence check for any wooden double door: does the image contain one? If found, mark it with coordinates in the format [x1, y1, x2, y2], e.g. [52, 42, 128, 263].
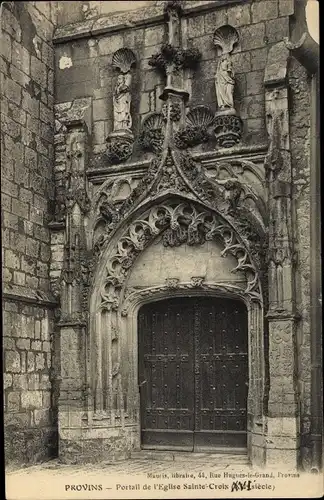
[138, 297, 248, 452]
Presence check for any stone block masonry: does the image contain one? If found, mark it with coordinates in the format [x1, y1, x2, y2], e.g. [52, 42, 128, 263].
[1, 1, 57, 466]
[1, 1, 55, 296]
[3, 300, 57, 464]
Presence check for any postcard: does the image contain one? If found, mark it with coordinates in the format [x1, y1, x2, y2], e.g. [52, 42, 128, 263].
[2, 1, 321, 499]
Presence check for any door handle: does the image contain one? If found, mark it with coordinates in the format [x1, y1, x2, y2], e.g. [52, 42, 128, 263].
[139, 380, 147, 389]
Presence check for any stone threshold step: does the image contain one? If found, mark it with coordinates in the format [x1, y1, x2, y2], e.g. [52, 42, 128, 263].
[131, 450, 249, 462]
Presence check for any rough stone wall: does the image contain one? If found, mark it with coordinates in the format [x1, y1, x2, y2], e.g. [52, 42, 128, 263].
[1, 1, 57, 465]
[288, 56, 312, 469]
[3, 302, 56, 464]
[56, 0, 152, 25]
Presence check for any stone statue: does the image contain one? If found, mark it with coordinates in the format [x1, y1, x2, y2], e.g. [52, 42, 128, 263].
[215, 55, 235, 109]
[113, 72, 132, 131]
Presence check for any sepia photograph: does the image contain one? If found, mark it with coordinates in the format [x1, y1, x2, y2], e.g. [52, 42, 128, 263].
[1, 0, 321, 498]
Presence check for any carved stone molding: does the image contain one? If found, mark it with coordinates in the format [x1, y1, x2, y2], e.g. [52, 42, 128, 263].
[88, 176, 140, 257]
[138, 112, 165, 153]
[52, 98, 92, 224]
[285, 32, 319, 75]
[87, 149, 267, 278]
[165, 277, 180, 289]
[106, 131, 134, 165]
[122, 281, 252, 317]
[174, 105, 214, 149]
[97, 201, 263, 309]
[57, 124, 92, 323]
[112, 47, 136, 74]
[190, 276, 205, 288]
[53, 2, 241, 44]
[213, 112, 243, 149]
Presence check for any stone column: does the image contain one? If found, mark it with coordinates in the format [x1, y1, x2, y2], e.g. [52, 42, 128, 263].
[285, 30, 321, 471]
[264, 43, 300, 469]
[140, 1, 201, 154]
[58, 123, 91, 461]
[159, 0, 189, 140]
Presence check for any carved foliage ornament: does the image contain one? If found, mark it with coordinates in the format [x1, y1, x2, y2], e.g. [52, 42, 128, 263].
[92, 150, 266, 268]
[165, 277, 180, 289]
[138, 103, 188, 153]
[138, 112, 165, 153]
[174, 105, 214, 149]
[105, 134, 134, 165]
[99, 202, 262, 310]
[213, 113, 243, 148]
[155, 153, 185, 193]
[93, 194, 120, 256]
[148, 43, 201, 74]
[162, 102, 182, 122]
[162, 0, 184, 15]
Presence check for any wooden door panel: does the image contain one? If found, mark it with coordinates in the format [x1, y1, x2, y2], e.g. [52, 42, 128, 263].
[195, 298, 248, 450]
[139, 298, 195, 450]
[139, 296, 248, 452]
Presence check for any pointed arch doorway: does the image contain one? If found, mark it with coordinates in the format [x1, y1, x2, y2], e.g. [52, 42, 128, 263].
[138, 296, 248, 453]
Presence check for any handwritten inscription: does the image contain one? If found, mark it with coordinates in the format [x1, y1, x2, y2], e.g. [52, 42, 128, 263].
[231, 480, 252, 491]
[231, 480, 272, 491]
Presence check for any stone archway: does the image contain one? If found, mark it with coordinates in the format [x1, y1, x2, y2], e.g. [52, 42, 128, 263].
[127, 285, 261, 456]
[84, 197, 266, 464]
